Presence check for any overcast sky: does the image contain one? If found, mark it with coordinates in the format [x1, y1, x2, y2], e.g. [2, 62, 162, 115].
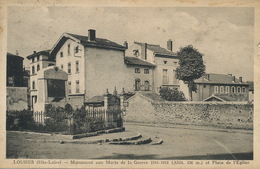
[7, 7, 254, 81]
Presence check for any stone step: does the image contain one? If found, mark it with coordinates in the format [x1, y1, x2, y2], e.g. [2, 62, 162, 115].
[109, 136, 152, 145]
[150, 136, 163, 145]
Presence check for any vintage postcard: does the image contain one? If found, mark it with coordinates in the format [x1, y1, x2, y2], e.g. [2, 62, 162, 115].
[0, 0, 260, 168]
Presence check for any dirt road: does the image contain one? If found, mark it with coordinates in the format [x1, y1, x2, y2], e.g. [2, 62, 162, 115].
[6, 124, 253, 159]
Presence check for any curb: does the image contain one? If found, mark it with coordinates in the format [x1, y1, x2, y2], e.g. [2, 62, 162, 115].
[150, 137, 163, 145]
[109, 137, 152, 145]
[63, 132, 142, 144]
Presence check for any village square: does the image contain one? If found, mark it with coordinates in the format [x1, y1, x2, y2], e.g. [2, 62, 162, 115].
[5, 6, 254, 161]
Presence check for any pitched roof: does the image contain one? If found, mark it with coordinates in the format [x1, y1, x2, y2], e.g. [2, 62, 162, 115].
[50, 33, 126, 59]
[126, 91, 165, 102]
[85, 96, 104, 104]
[26, 50, 51, 60]
[124, 56, 156, 67]
[134, 42, 178, 58]
[194, 73, 249, 85]
[67, 33, 126, 51]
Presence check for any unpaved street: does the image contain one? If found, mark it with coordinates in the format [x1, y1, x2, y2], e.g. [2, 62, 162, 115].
[7, 124, 253, 159]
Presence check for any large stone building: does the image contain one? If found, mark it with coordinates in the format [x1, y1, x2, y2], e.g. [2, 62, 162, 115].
[49, 30, 130, 108]
[192, 73, 250, 102]
[126, 41, 188, 96]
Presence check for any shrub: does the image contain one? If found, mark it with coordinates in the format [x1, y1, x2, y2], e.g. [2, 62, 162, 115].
[159, 87, 186, 101]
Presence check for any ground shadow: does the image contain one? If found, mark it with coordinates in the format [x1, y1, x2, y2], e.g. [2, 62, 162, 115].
[95, 152, 253, 160]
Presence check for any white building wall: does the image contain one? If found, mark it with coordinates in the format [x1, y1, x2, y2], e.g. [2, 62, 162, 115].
[55, 39, 85, 95]
[84, 47, 126, 98]
[154, 57, 179, 92]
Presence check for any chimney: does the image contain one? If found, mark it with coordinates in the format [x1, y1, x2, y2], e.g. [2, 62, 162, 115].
[167, 39, 173, 51]
[123, 41, 128, 49]
[144, 43, 147, 60]
[88, 29, 96, 41]
[232, 76, 236, 82]
[239, 77, 242, 83]
[33, 51, 36, 54]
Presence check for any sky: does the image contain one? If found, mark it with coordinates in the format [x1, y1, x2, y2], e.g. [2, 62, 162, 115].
[7, 7, 254, 81]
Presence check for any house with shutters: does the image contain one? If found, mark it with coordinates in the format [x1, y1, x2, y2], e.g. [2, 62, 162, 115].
[125, 41, 188, 97]
[192, 73, 250, 102]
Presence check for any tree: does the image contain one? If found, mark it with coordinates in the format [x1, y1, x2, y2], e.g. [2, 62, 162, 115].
[175, 45, 206, 101]
[159, 87, 186, 101]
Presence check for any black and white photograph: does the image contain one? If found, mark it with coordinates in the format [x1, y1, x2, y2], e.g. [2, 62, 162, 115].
[1, 0, 260, 168]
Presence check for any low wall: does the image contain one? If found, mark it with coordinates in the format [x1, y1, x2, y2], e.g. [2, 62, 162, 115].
[125, 100, 253, 130]
[6, 87, 28, 111]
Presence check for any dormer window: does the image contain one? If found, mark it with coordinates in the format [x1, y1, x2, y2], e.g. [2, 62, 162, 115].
[32, 57, 35, 63]
[133, 50, 139, 57]
[60, 52, 63, 58]
[37, 56, 40, 61]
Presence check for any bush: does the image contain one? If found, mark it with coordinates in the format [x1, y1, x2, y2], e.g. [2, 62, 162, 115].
[6, 110, 35, 130]
[159, 87, 186, 101]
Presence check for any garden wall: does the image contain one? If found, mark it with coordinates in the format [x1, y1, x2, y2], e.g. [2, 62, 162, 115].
[125, 95, 253, 129]
[6, 87, 28, 111]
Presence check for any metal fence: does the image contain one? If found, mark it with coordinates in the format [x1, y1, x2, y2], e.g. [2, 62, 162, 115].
[33, 111, 46, 124]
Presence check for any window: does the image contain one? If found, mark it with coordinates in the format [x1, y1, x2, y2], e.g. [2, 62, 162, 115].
[75, 46, 79, 54]
[225, 86, 230, 93]
[163, 69, 168, 84]
[214, 86, 219, 94]
[220, 86, 224, 93]
[76, 80, 80, 93]
[60, 64, 64, 70]
[76, 61, 79, 73]
[173, 70, 178, 84]
[173, 61, 177, 65]
[68, 62, 71, 74]
[134, 79, 141, 91]
[32, 66, 35, 75]
[32, 57, 35, 63]
[68, 81, 71, 94]
[37, 56, 40, 61]
[32, 81, 35, 90]
[8, 77, 13, 86]
[135, 68, 140, 73]
[60, 52, 63, 58]
[231, 86, 236, 93]
[37, 64, 40, 71]
[242, 87, 246, 93]
[144, 81, 150, 91]
[144, 69, 149, 74]
[133, 50, 139, 57]
[237, 87, 241, 93]
[48, 63, 54, 66]
[68, 44, 71, 56]
[164, 61, 167, 64]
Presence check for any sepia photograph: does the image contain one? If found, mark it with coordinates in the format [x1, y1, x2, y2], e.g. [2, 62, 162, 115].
[1, 0, 259, 168]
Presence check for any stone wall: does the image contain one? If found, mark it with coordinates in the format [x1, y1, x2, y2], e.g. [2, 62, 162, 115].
[6, 87, 28, 111]
[125, 95, 253, 129]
